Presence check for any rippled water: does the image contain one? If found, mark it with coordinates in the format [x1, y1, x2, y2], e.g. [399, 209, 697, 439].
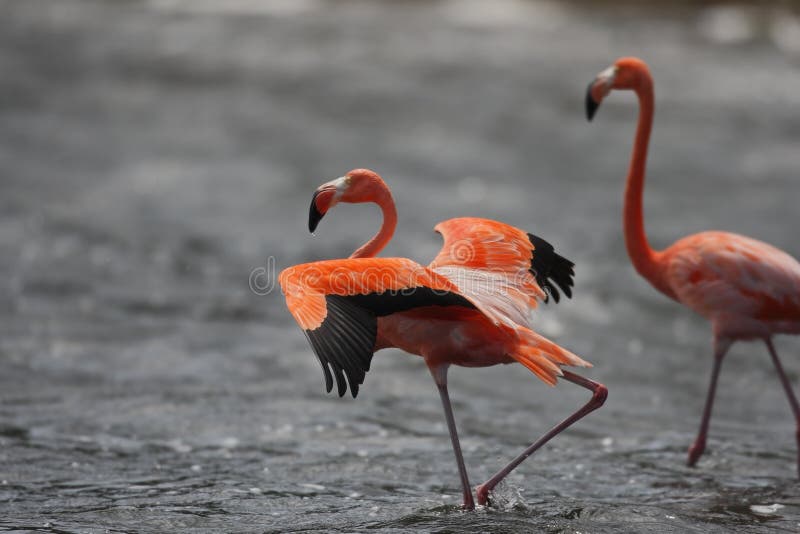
[2, 0, 800, 532]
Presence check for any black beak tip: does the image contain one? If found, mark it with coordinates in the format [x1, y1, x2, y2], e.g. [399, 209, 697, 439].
[308, 192, 324, 233]
[585, 82, 599, 122]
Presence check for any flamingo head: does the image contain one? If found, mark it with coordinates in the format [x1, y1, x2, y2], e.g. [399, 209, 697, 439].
[308, 168, 387, 232]
[586, 57, 651, 121]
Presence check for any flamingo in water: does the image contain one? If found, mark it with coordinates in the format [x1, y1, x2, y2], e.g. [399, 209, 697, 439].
[279, 169, 607, 508]
[586, 57, 800, 473]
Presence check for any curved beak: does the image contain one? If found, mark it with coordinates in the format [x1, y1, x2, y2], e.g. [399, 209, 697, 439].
[585, 81, 600, 121]
[585, 65, 616, 121]
[308, 190, 325, 233]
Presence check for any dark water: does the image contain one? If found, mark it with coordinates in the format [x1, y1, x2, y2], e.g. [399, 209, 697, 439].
[2, 0, 800, 532]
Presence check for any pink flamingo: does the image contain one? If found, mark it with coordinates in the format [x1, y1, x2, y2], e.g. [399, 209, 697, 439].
[586, 57, 800, 473]
[279, 169, 607, 508]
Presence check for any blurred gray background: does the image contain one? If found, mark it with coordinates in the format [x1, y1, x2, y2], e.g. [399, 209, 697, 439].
[1, 0, 800, 532]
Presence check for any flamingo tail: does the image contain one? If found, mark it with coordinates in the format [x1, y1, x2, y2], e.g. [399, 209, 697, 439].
[511, 327, 592, 386]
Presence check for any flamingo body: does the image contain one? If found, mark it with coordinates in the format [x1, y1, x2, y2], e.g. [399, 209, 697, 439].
[279, 252, 587, 397]
[376, 308, 513, 367]
[662, 231, 800, 340]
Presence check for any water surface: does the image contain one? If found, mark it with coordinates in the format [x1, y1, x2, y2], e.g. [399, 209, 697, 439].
[1, 1, 800, 532]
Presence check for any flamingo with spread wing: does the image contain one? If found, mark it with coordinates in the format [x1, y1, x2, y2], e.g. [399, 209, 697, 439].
[279, 169, 607, 508]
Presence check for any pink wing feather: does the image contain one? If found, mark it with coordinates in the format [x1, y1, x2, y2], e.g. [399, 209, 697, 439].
[428, 217, 574, 329]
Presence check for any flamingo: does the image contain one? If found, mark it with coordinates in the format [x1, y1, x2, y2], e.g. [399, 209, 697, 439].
[586, 57, 800, 474]
[279, 168, 607, 508]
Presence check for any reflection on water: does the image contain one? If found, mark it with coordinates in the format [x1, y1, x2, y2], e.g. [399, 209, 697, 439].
[1, 0, 800, 532]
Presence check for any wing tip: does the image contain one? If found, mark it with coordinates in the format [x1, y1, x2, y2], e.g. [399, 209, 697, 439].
[527, 232, 576, 305]
[303, 295, 377, 399]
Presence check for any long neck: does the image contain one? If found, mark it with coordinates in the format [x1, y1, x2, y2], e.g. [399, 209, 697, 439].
[624, 75, 668, 293]
[349, 187, 397, 258]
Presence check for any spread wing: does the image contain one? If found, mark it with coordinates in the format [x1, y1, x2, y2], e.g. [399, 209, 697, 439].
[428, 217, 574, 329]
[279, 257, 490, 397]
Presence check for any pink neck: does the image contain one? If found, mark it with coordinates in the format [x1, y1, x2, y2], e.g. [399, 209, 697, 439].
[625, 72, 673, 297]
[349, 187, 397, 258]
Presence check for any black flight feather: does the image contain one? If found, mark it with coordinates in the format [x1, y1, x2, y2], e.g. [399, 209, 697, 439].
[527, 233, 575, 304]
[303, 289, 476, 398]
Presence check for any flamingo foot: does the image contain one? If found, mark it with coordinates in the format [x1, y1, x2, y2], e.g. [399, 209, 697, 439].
[687, 439, 706, 467]
[461, 491, 475, 511]
[475, 484, 491, 507]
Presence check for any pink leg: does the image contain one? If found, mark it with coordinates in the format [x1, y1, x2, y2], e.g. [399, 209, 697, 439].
[765, 338, 800, 478]
[687, 339, 731, 467]
[475, 370, 607, 506]
[429, 364, 475, 510]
